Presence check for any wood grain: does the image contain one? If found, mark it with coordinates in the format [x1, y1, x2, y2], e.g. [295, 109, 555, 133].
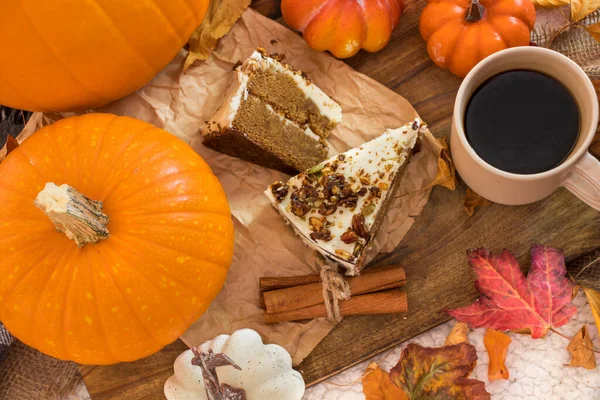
[80, 340, 188, 399]
[80, 0, 600, 398]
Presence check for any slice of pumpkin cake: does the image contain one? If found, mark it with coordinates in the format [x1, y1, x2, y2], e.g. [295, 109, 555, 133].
[201, 49, 342, 175]
[265, 118, 425, 275]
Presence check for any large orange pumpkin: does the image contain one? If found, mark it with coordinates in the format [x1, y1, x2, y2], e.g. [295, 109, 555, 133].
[281, 0, 404, 59]
[0, 114, 234, 364]
[0, 1, 209, 112]
[419, 0, 536, 77]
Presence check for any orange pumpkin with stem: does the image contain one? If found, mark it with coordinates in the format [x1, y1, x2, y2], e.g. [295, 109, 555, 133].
[0, 114, 234, 364]
[282, 0, 404, 59]
[420, 0, 536, 78]
[0, 0, 209, 112]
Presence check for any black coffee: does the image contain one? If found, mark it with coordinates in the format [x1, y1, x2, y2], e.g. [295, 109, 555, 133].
[465, 70, 580, 175]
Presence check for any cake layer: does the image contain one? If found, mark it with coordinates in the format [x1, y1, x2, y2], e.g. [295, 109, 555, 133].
[265, 118, 424, 275]
[204, 94, 328, 175]
[243, 50, 342, 138]
[201, 50, 339, 175]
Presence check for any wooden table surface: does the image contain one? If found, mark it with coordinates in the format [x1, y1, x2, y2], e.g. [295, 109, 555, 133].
[80, 0, 600, 398]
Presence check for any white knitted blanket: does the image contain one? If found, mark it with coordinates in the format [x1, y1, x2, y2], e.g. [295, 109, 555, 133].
[305, 293, 599, 400]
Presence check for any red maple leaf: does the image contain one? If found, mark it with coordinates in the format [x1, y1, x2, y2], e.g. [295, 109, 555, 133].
[448, 245, 577, 338]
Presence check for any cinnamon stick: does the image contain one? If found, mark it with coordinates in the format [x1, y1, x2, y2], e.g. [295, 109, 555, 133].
[259, 275, 322, 292]
[263, 266, 405, 314]
[259, 264, 398, 293]
[264, 290, 408, 324]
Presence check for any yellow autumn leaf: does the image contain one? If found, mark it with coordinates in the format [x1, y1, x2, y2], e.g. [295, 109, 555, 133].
[571, 0, 600, 21]
[585, 22, 600, 42]
[429, 138, 457, 190]
[532, 0, 570, 7]
[445, 322, 470, 346]
[464, 188, 491, 216]
[583, 287, 600, 341]
[185, 0, 252, 71]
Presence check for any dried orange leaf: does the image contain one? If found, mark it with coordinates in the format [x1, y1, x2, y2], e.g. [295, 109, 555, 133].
[583, 287, 600, 341]
[571, 0, 600, 21]
[483, 329, 511, 381]
[585, 22, 600, 42]
[565, 325, 597, 369]
[445, 323, 470, 346]
[184, 0, 252, 71]
[390, 343, 490, 400]
[430, 138, 457, 190]
[0, 135, 18, 164]
[464, 188, 491, 216]
[362, 362, 408, 400]
[531, 0, 570, 6]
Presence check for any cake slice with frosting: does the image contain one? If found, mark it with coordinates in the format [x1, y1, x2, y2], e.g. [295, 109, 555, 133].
[265, 118, 425, 275]
[201, 49, 342, 175]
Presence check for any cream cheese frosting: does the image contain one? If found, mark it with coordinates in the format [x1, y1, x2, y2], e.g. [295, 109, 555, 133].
[265, 118, 424, 273]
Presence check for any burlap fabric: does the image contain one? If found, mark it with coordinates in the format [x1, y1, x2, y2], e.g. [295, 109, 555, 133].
[0, 340, 82, 400]
[532, 9, 600, 79]
[1, 10, 600, 400]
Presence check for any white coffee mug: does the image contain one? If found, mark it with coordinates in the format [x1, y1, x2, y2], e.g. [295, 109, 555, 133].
[451, 47, 600, 210]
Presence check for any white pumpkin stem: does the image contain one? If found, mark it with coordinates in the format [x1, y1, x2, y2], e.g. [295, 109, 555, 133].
[35, 182, 110, 248]
[466, 0, 484, 22]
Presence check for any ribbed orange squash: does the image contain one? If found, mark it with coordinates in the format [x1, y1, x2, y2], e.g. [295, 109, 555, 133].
[0, 0, 208, 112]
[0, 114, 234, 364]
[420, 0, 535, 78]
[281, 0, 404, 58]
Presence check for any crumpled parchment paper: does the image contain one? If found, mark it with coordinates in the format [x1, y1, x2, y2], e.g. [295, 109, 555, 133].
[20, 8, 447, 365]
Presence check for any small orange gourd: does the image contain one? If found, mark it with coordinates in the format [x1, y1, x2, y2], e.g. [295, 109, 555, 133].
[0, 114, 234, 364]
[0, 0, 209, 112]
[281, 0, 404, 59]
[420, 0, 536, 78]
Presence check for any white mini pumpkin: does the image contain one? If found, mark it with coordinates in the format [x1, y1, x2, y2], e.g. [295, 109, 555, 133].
[165, 329, 305, 400]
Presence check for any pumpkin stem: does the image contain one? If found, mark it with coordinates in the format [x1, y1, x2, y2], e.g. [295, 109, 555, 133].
[466, 0, 485, 22]
[35, 182, 110, 248]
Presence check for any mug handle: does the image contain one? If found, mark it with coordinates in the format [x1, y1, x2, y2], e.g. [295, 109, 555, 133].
[562, 152, 600, 211]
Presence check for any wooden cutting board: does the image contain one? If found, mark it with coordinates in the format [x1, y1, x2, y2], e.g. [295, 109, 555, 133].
[79, 0, 600, 398]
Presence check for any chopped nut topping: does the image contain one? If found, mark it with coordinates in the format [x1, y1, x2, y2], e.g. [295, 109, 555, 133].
[338, 154, 346, 161]
[290, 193, 311, 217]
[318, 202, 337, 216]
[338, 195, 358, 208]
[307, 163, 325, 174]
[325, 174, 349, 198]
[311, 229, 332, 242]
[353, 241, 365, 257]
[361, 203, 376, 216]
[357, 187, 368, 197]
[335, 249, 354, 261]
[378, 182, 389, 190]
[352, 214, 370, 239]
[370, 186, 382, 198]
[341, 230, 358, 244]
[270, 181, 289, 202]
[309, 216, 324, 232]
[297, 185, 318, 200]
[360, 176, 370, 185]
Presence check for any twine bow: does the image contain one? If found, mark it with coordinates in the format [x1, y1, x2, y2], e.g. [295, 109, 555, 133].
[319, 257, 351, 322]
